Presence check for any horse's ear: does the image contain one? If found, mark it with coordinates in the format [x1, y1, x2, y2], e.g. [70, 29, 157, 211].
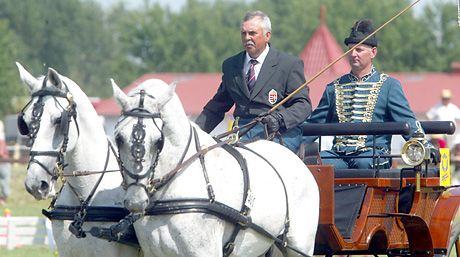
[111, 79, 130, 110]
[16, 62, 39, 92]
[157, 82, 176, 109]
[47, 68, 63, 89]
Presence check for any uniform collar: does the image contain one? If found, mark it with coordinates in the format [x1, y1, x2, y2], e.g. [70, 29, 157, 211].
[348, 65, 377, 82]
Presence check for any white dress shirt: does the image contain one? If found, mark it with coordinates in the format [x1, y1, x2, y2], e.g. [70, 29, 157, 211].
[243, 45, 270, 80]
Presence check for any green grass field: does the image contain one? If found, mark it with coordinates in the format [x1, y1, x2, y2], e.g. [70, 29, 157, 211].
[0, 164, 55, 256]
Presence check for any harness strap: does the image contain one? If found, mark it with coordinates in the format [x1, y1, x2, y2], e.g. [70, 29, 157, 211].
[69, 142, 112, 238]
[194, 127, 215, 201]
[43, 205, 129, 221]
[145, 199, 250, 225]
[144, 199, 311, 257]
[62, 140, 121, 177]
[237, 143, 292, 248]
[42, 205, 139, 248]
[150, 134, 230, 190]
[218, 142, 251, 257]
[28, 151, 62, 180]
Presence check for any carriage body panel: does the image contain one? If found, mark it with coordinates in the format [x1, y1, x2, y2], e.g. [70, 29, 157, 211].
[305, 121, 460, 257]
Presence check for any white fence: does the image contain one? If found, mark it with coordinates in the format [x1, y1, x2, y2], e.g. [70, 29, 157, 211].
[0, 216, 55, 250]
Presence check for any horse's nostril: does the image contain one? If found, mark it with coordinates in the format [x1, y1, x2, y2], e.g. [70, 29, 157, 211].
[39, 181, 49, 192]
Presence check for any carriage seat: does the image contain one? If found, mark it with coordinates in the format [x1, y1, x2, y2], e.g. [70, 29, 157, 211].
[334, 168, 439, 179]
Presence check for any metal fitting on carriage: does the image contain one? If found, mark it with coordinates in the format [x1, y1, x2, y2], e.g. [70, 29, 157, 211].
[401, 121, 436, 167]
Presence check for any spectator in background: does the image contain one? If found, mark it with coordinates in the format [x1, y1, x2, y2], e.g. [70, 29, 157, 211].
[426, 89, 460, 149]
[0, 120, 11, 205]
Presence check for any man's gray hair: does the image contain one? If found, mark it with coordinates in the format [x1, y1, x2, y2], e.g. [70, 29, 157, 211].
[242, 10, 272, 33]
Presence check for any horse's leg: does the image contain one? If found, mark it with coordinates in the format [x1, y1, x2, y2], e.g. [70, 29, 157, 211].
[285, 195, 319, 257]
[281, 168, 319, 257]
[174, 216, 225, 257]
[139, 214, 225, 257]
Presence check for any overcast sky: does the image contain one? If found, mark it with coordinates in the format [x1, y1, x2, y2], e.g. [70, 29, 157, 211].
[95, 0, 454, 15]
[96, 0, 187, 11]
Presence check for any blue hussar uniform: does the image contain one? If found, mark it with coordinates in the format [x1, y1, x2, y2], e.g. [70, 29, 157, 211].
[306, 67, 419, 169]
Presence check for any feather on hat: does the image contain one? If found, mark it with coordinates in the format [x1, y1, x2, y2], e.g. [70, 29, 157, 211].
[344, 19, 378, 47]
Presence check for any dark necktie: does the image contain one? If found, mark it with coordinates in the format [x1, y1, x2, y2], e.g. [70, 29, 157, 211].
[246, 59, 258, 91]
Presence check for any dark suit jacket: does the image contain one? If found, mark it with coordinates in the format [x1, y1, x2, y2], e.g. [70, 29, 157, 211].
[196, 47, 311, 133]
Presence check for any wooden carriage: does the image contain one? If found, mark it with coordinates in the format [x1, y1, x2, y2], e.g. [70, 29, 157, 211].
[302, 121, 460, 257]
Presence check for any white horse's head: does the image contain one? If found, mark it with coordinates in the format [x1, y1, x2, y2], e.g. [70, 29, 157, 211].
[17, 62, 81, 200]
[112, 78, 178, 213]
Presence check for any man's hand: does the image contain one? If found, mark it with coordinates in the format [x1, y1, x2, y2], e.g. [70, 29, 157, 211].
[427, 142, 440, 165]
[261, 113, 282, 135]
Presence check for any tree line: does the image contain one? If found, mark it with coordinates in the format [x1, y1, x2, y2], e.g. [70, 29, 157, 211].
[0, 0, 458, 118]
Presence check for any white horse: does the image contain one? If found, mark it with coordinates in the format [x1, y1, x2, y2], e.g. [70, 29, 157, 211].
[16, 62, 142, 257]
[112, 78, 319, 257]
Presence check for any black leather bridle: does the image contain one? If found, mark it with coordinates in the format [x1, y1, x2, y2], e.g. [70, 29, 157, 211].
[116, 89, 165, 192]
[18, 77, 79, 181]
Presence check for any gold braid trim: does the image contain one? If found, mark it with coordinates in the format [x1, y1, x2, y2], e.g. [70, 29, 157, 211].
[334, 73, 388, 149]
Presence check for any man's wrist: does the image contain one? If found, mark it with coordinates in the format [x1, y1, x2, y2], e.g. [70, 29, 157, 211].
[273, 112, 285, 130]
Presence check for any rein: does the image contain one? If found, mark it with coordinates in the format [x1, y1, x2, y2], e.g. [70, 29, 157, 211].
[150, 130, 231, 192]
[68, 140, 116, 238]
[62, 142, 120, 177]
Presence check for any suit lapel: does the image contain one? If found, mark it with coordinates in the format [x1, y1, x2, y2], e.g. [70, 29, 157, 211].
[232, 53, 250, 98]
[250, 48, 278, 99]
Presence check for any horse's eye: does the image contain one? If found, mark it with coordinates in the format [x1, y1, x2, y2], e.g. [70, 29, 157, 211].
[115, 135, 124, 147]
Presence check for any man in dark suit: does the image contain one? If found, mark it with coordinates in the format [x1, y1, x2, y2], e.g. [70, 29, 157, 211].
[195, 10, 311, 153]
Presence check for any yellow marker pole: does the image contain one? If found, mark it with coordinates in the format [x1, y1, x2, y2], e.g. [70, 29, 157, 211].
[439, 148, 451, 187]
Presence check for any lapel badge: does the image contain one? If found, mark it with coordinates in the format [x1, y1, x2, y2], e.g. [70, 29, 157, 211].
[268, 89, 278, 104]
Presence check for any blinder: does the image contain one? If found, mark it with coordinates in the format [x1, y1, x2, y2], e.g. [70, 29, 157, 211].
[58, 109, 72, 134]
[17, 113, 29, 136]
[18, 88, 76, 142]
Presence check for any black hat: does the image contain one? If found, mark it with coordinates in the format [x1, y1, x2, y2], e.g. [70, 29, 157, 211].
[344, 19, 378, 47]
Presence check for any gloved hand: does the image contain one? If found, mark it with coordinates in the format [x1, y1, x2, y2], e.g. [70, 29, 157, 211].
[430, 149, 440, 165]
[426, 142, 440, 165]
[261, 113, 282, 135]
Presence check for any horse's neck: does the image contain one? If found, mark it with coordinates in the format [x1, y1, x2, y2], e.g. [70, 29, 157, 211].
[156, 102, 196, 175]
[58, 93, 122, 204]
[157, 125, 218, 181]
[67, 93, 116, 171]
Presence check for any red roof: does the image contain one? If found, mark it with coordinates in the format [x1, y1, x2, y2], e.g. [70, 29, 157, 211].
[299, 24, 350, 78]
[95, 73, 222, 116]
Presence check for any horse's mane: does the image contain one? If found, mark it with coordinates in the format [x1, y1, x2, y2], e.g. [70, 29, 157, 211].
[42, 73, 101, 119]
